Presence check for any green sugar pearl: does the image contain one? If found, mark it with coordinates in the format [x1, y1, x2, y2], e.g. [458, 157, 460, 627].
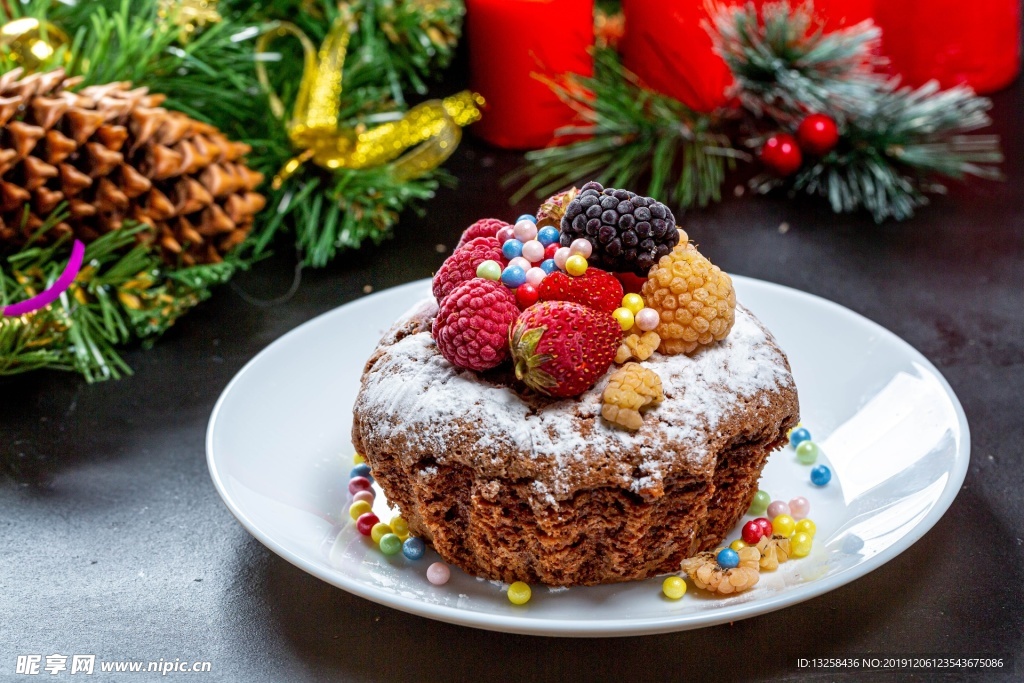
[379, 533, 403, 556]
[747, 490, 770, 516]
[476, 259, 502, 281]
[796, 440, 820, 465]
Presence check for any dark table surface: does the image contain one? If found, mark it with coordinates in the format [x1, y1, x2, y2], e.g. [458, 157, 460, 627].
[2, 70, 1022, 682]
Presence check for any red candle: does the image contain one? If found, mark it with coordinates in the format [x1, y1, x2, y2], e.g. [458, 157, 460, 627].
[467, 0, 594, 150]
[875, 0, 1019, 94]
[620, 0, 875, 112]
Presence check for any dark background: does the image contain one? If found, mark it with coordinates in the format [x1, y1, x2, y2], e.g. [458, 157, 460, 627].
[2, 38, 1022, 683]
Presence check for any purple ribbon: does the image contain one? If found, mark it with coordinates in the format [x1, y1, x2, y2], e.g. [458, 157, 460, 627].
[2, 239, 86, 317]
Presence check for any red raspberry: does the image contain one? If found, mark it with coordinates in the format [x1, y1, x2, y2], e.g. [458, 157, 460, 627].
[432, 237, 505, 303]
[456, 218, 510, 249]
[432, 278, 519, 371]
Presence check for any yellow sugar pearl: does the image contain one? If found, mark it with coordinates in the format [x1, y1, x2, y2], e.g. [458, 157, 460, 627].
[621, 293, 645, 314]
[370, 522, 392, 544]
[795, 518, 817, 538]
[390, 516, 410, 539]
[772, 513, 796, 538]
[353, 452, 366, 464]
[349, 500, 372, 521]
[507, 581, 532, 605]
[612, 307, 635, 331]
[662, 576, 687, 600]
[790, 531, 813, 558]
[565, 254, 588, 276]
[730, 539, 747, 552]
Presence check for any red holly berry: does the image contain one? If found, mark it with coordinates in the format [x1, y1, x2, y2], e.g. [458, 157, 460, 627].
[456, 218, 510, 249]
[742, 519, 771, 544]
[537, 267, 624, 314]
[432, 237, 506, 303]
[760, 133, 803, 176]
[432, 278, 519, 371]
[796, 113, 839, 156]
[510, 301, 620, 398]
[515, 282, 540, 309]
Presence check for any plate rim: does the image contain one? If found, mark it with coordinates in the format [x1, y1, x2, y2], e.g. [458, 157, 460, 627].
[206, 276, 971, 637]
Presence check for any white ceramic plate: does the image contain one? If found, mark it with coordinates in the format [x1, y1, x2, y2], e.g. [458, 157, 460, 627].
[207, 277, 969, 637]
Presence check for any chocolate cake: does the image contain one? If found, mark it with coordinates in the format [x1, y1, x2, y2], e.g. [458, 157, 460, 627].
[351, 297, 799, 587]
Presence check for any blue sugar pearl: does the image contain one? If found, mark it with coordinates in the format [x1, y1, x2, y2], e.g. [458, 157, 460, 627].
[810, 465, 832, 487]
[502, 239, 524, 260]
[789, 427, 811, 448]
[842, 534, 864, 554]
[402, 537, 426, 560]
[537, 226, 560, 246]
[540, 259, 558, 275]
[716, 548, 740, 569]
[501, 265, 527, 288]
[350, 464, 372, 481]
[517, 214, 537, 224]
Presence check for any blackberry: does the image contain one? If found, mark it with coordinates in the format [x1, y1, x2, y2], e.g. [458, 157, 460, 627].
[559, 181, 678, 275]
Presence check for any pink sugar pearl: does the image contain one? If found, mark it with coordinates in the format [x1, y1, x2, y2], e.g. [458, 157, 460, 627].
[569, 238, 593, 258]
[634, 308, 660, 332]
[554, 247, 571, 269]
[495, 226, 515, 243]
[513, 220, 538, 242]
[525, 267, 547, 287]
[508, 256, 531, 272]
[427, 562, 451, 585]
[521, 239, 545, 263]
[767, 500, 790, 518]
[789, 496, 810, 520]
[352, 490, 375, 505]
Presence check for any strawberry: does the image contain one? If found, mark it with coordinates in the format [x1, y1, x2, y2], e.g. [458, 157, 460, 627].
[537, 267, 625, 314]
[510, 301, 620, 398]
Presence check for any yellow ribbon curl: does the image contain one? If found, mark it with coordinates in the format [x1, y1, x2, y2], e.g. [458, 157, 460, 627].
[255, 14, 483, 189]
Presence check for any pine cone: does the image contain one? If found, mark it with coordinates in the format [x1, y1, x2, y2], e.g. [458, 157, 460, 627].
[0, 68, 265, 265]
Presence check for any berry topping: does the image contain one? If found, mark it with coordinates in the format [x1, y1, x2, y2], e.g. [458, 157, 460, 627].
[755, 535, 791, 571]
[509, 301, 620, 398]
[560, 181, 679, 274]
[535, 187, 579, 229]
[600, 362, 664, 430]
[537, 267, 625, 314]
[641, 240, 736, 355]
[432, 278, 519, 371]
[614, 331, 660, 364]
[432, 237, 506, 303]
[456, 218, 510, 249]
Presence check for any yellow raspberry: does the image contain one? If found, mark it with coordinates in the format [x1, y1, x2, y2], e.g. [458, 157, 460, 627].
[641, 241, 736, 355]
[681, 546, 761, 595]
[614, 331, 661, 364]
[755, 534, 792, 571]
[601, 362, 664, 430]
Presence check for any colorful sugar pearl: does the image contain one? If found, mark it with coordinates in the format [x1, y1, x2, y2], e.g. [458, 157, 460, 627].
[753, 517, 773, 537]
[796, 440, 820, 465]
[370, 522, 392, 544]
[772, 514, 796, 538]
[537, 226, 560, 246]
[568, 238, 593, 258]
[390, 516, 410, 538]
[356, 512, 379, 536]
[351, 463, 372, 480]
[352, 490, 375, 505]
[543, 243, 559, 260]
[502, 239, 524, 260]
[789, 496, 810, 520]
[766, 500, 790, 519]
[565, 254, 588, 276]
[747, 490, 770, 516]
[621, 293, 645, 315]
[795, 518, 816, 538]
[348, 476, 372, 495]
[730, 539, 747, 552]
[507, 581, 532, 605]
[525, 267, 546, 287]
[501, 265, 527, 288]
[513, 220, 538, 242]
[634, 308, 659, 332]
[742, 519, 769, 544]
[612, 307, 635, 331]
[516, 283, 540, 308]
[402, 537, 426, 560]
[349, 500, 372, 521]
[789, 426, 811, 447]
[427, 562, 451, 585]
[553, 247, 571, 269]
[508, 256, 532, 272]
[717, 548, 740, 569]
[540, 259, 558, 275]
[495, 226, 515, 244]
[476, 259, 502, 281]
[517, 214, 537, 224]
[379, 533, 402, 556]
[522, 239, 545, 263]
[790, 532, 813, 558]
[842, 534, 864, 554]
[353, 453, 366, 464]
[662, 576, 687, 600]
[811, 465, 832, 487]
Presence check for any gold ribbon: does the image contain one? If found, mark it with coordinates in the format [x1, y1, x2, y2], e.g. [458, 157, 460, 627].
[255, 14, 483, 189]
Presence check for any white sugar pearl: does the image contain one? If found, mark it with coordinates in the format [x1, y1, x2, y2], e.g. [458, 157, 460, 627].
[525, 267, 547, 286]
[513, 220, 538, 242]
[554, 247, 571, 269]
[508, 256, 532, 272]
[569, 238, 593, 258]
[521, 239, 545, 263]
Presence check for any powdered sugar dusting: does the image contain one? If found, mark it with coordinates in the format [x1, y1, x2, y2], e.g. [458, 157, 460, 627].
[354, 299, 794, 497]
